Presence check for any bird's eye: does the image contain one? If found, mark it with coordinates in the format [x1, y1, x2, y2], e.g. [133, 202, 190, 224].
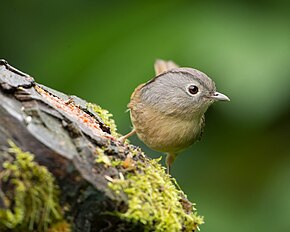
[188, 85, 199, 95]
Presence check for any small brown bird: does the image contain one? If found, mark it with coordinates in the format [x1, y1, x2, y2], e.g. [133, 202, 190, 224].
[120, 60, 230, 173]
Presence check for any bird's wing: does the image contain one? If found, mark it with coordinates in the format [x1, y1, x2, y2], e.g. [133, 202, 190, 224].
[154, 59, 179, 75]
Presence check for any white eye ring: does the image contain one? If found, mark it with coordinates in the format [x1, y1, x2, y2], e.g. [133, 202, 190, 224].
[187, 85, 199, 95]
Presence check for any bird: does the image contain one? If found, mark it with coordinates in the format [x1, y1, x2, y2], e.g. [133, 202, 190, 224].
[120, 59, 230, 173]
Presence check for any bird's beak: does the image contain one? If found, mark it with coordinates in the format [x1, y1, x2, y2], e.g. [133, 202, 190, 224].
[210, 92, 230, 101]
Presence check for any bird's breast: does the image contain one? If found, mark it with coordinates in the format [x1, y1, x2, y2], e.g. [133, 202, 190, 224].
[130, 103, 203, 153]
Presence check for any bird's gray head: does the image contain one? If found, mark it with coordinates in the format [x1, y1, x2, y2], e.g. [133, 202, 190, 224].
[140, 67, 230, 119]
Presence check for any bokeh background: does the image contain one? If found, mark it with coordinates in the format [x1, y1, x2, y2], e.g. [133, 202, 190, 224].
[1, 1, 290, 231]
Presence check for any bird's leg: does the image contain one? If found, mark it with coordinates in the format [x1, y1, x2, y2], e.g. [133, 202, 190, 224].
[166, 153, 176, 174]
[119, 129, 136, 143]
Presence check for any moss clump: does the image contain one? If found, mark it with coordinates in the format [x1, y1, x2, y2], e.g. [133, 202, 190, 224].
[87, 103, 119, 138]
[0, 141, 63, 231]
[95, 147, 112, 167]
[108, 147, 204, 232]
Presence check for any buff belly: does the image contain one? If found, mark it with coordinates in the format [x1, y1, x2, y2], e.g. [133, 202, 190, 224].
[130, 107, 202, 153]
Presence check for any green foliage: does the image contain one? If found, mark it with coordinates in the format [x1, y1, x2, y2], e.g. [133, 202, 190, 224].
[0, 141, 63, 231]
[108, 147, 204, 232]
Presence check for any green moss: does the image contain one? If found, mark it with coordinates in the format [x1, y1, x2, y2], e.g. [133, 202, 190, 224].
[0, 141, 63, 231]
[95, 147, 112, 167]
[95, 147, 123, 167]
[108, 147, 204, 232]
[87, 103, 119, 138]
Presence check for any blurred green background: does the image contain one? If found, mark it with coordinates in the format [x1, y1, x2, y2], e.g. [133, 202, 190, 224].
[1, 1, 290, 231]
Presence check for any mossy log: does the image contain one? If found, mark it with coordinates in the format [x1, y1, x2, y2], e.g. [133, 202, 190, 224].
[0, 60, 203, 232]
